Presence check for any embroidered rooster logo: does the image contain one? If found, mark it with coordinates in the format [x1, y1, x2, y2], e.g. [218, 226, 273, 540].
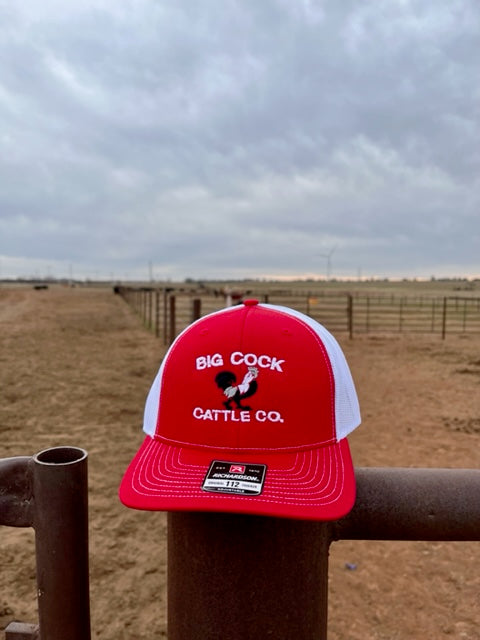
[215, 366, 259, 411]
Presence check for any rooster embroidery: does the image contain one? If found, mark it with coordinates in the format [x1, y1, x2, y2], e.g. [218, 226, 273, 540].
[215, 366, 259, 410]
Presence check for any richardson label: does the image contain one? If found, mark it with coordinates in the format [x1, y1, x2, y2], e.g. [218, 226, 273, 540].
[202, 461, 267, 496]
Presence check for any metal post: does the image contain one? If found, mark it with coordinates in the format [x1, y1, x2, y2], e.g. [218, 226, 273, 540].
[169, 295, 176, 344]
[192, 298, 201, 322]
[148, 290, 153, 330]
[442, 296, 447, 339]
[168, 512, 330, 640]
[33, 447, 91, 640]
[347, 293, 353, 339]
[143, 290, 147, 325]
[163, 289, 168, 345]
[155, 289, 160, 338]
[0, 447, 91, 640]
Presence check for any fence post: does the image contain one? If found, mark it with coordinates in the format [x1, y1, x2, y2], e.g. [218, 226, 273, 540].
[192, 298, 201, 322]
[442, 297, 447, 339]
[155, 289, 160, 338]
[366, 296, 370, 333]
[32, 447, 91, 640]
[148, 290, 153, 330]
[163, 289, 168, 345]
[347, 294, 353, 339]
[168, 512, 330, 640]
[0, 447, 91, 640]
[169, 295, 176, 345]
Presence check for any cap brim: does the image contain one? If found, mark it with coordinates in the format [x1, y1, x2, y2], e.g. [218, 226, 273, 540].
[119, 437, 355, 521]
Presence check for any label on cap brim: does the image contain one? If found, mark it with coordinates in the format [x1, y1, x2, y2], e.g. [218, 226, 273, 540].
[202, 461, 267, 496]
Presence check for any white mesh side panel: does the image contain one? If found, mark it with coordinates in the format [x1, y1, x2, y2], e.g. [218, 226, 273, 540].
[143, 366, 163, 436]
[143, 304, 242, 436]
[261, 304, 361, 441]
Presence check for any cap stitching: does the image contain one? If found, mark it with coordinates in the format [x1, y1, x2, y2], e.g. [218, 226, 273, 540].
[128, 438, 346, 505]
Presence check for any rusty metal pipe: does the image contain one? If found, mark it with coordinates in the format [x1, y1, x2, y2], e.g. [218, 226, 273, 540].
[168, 511, 330, 640]
[167, 467, 480, 640]
[0, 456, 33, 527]
[32, 446, 91, 640]
[332, 467, 480, 541]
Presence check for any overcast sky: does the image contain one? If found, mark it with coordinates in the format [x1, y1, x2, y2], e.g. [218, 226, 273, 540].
[1, 0, 479, 281]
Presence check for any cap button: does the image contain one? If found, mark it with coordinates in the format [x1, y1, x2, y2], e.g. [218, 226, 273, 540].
[243, 298, 259, 306]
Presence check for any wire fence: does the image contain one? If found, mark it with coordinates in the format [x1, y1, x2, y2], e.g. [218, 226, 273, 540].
[115, 286, 480, 343]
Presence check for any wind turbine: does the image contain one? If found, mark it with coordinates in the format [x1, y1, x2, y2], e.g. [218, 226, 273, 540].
[318, 246, 337, 281]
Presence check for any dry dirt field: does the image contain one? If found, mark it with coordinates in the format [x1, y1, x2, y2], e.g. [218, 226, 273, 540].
[1, 286, 479, 639]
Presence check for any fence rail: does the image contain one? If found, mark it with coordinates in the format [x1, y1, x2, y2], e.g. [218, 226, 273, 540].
[115, 287, 480, 342]
[3, 448, 480, 639]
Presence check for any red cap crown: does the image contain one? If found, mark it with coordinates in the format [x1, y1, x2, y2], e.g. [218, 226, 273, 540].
[120, 301, 361, 521]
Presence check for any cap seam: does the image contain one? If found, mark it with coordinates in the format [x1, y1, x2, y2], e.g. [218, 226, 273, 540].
[152, 433, 338, 451]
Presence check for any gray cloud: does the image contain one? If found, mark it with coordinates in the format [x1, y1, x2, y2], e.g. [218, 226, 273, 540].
[0, 0, 479, 280]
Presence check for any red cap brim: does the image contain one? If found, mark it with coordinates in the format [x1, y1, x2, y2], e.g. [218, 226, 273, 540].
[119, 437, 356, 521]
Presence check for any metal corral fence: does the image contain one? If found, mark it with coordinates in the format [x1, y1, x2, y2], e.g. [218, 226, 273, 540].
[115, 287, 480, 342]
[3, 450, 480, 639]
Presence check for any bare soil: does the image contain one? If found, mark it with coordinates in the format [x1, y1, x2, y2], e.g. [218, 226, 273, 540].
[0, 286, 479, 639]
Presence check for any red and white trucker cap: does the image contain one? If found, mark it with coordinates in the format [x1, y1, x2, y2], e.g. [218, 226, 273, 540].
[119, 300, 361, 521]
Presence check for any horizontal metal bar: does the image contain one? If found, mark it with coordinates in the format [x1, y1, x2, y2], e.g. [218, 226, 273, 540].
[0, 456, 34, 527]
[5, 621, 40, 639]
[331, 467, 480, 541]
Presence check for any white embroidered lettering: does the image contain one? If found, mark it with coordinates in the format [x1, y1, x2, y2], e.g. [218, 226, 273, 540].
[228, 352, 285, 372]
[257, 355, 270, 368]
[255, 410, 284, 423]
[196, 353, 224, 370]
[230, 351, 243, 366]
[192, 407, 251, 423]
[243, 353, 257, 367]
[269, 357, 285, 372]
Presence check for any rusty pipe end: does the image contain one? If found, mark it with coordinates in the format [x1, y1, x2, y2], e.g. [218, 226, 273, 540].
[33, 446, 88, 467]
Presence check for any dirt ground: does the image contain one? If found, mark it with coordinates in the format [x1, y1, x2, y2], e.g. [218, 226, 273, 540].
[0, 286, 479, 639]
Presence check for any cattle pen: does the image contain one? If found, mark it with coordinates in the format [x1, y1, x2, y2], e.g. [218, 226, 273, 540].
[116, 285, 480, 342]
